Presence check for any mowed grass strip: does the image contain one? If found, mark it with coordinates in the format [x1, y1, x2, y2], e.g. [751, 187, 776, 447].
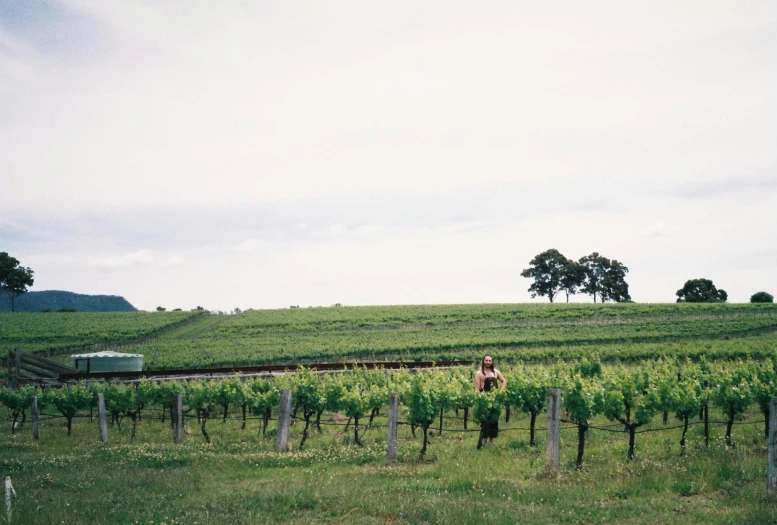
[2, 406, 776, 524]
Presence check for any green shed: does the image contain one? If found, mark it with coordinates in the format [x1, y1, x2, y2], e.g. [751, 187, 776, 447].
[70, 351, 143, 373]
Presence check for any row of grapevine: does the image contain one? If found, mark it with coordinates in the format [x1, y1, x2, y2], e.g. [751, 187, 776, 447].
[212, 303, 777, 332]
[3, 358, 777, 464]
[140, 315, 777, 368]
[0, 311, 199, 343]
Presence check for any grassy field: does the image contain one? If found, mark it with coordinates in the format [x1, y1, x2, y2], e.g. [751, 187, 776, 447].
[1, 403, 775, 524]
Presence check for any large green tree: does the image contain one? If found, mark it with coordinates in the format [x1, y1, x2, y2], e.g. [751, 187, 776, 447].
[0, 252, 35, 312]
[520, 249, 569, 303]
[750, 291, 774, 304]
[676, 278, 727, 303]
[578, 252, 631, 303]
[0, 252, 18, 280]
[600, 259, 630, 302]
[559, 260, 586, 303]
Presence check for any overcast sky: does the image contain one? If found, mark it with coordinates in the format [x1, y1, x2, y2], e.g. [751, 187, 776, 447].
[1, 1, 775, 312]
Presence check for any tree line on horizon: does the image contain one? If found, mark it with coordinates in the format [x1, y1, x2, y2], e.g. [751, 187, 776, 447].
[0, 252, 34, 312]
[1, 249, 773, 313]
[521, 248, 773, 304]
[521, 249, 631, 303]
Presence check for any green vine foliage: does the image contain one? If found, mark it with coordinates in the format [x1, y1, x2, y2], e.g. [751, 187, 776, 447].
[5, 358, 777, 456]
[563, 375, 602, 426]
[472, 389, 504, 425]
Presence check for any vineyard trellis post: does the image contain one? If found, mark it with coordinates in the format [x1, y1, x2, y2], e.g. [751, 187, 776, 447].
[386, 393, 399, 464]
[5, 476, 15, 524]
[768, 397, 777, 493]
[174, 394, 184, 444]
[546, 388, 561, 476]
[703, 392, 709, 447]
[5, 351, 14, 390]
[31, 396, 39, 440]
[14, 350, 21, 390]
[7, 349, 22, 390]
[97, 392, 108, 443]
[276, 389, 292, 453]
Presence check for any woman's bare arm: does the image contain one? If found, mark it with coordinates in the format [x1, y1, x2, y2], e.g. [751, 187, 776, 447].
[495, 369, 506, 391]
[474, 371, 483, 393]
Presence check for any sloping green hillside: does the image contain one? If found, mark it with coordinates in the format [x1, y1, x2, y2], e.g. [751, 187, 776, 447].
[5, 303, 775, 369]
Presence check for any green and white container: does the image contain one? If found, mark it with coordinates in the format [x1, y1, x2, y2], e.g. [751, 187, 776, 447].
[70, 351, 143, 373]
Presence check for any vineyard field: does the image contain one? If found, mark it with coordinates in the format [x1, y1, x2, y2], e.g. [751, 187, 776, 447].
[2, 303, 777, 369]
[211, 302, 777, 331]
[0, 311, 201, 344]
[140, 314, 777, 368]
[4, 308, 776, 522]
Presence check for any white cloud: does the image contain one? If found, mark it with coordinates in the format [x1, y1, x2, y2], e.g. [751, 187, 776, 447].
[235, 240, 268, 253]
[2, 1, 773, 211]
[640, 221, 675, 237]
[87, 251, 184, 270]
[325, 224, 348, 236]
[159, 256, 185, 267]
[351, 224, 386, 239]
[2, 1, 776, 310]
[89, 250, 155, 269]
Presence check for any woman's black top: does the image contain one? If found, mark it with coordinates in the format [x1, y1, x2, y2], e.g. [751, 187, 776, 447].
[479, 373, 499, 439]
[481, 376, 498, 393]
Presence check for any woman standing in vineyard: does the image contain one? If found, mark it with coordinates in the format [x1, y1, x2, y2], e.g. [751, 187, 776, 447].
[474, 354, 506, 448]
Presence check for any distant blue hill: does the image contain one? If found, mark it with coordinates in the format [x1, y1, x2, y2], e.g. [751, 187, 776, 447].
[0, 290, 137, 312]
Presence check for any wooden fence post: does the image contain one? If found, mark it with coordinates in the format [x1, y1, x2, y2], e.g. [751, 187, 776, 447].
[174, 394, 184, 444]
[387, 393, 399, 464]
[31, 396, 40, 440]
[14, 350, 21, 390]
[7, 349, 21, 390]
[6, 351, 15, 390]
[5, 476, 15, 524]
[768, 397, 777, 492]
[97, 392, 108, 443]
[546, 388, 561, 475]
[276, 389, 292, 453]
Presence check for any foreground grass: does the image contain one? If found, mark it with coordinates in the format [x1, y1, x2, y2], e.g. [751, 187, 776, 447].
[2, 406, 777, 525]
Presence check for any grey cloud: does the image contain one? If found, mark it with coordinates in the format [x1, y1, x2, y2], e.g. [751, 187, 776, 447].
[0, 1, 107, 60]
[721, 247, 777, 269]
[2, 180, 647, 258]
[640, 221, 674, 237]
[567, 199, 618, 213]
[0, 218, 48, 246]
[0, 185, 544, 251]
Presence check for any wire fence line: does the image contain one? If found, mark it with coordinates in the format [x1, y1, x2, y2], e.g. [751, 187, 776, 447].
[7, 399, 777, 489]
[3, 408, 766, 437]
[561, 418, 766, 434]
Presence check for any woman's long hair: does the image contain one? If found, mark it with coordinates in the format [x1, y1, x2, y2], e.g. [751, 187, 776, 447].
[481, 354, 495, 375]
